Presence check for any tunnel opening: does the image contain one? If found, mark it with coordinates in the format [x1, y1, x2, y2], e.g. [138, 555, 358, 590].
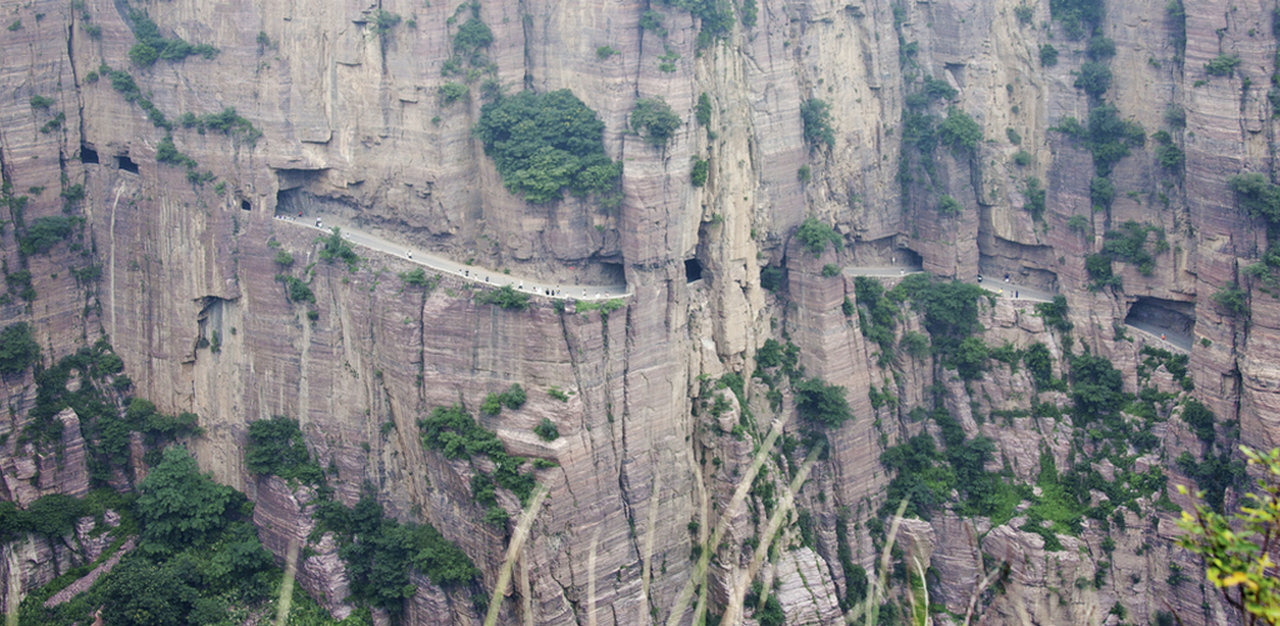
[80, 145, 98, 164]
[895, 247, 923, 269]
[684, 258, 703, 283]
[240, 198, 251, 211]
[117, 155, 139, 174]
[600, 262, 625, 286]
[1125, 297, 1195, 347]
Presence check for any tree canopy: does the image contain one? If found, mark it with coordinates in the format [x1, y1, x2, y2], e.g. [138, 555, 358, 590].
[473, 89, 621, 204]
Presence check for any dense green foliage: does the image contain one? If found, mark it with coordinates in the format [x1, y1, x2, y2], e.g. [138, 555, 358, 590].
[937, 194, 962, 215]
[317, 227, 360, 271]
[136, 446, 242, 556]
[1085, 253, 1118, 290]
[660, 0, 734, 46]
[276, 274, 315, 304]
[1055, 105, 1146, 177]
[1205, 54, 1242, 77]
[1068, 353, 1125, 426]
[533, 418, 559, 441]
[6, 268, 35, 301]
[938, 107, 981, 154]
[1177, 447, 1280, 625]
[695, 93, 712, 126]
[0, 322, 39, 375]
[419, 404, 538, 505]
[480, 384, 527, 416]
[894, 273, 987, 365]
[179, 108, 261, 144]
[1098, 221, 1167, 276]
[1049, 0, 1104, 38]
[795, 217, 842, 255]
[1228, 172, 1280, 227]
[801, 98, 835, 150]
[1214, 283, 1250, 319]
[315, 495, 479, 612]
[794, 377, 852, 427]
[690, 157, 709, 187]
[473, 90, 621, 203]
[630, 97, 681, 147]
[127, 9, 218, 68]
[1040, 44, 1059, 66]
[1024, 343, 1055, 389]
[881, 408, 1010, 520]
[854, 276, 898, 354]
[25, 339, 196, 469]
[476, 284, 530, 311]
[1074, 61, 1113, 97]
[245, 416, 324, 484]
[19, 450, 296, 626]
[19, 215, 77, 255]
[399, 268, 437, 289]
[1023, 176, 1046, 218]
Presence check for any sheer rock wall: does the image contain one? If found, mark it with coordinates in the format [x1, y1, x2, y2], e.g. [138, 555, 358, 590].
[0, 0, 1275, 623]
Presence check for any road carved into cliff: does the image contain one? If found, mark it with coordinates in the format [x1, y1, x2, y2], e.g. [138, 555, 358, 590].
[274, 216, 630, 302]
[846, 265, 1192, 353]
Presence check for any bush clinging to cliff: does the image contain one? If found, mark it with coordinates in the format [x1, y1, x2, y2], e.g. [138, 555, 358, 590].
[0, 322, 39, 375]
[473, 90, 620, 204]
[794, 377, 852, 427]
[631, 97, 681, 147]
[801, 98, 835, 150]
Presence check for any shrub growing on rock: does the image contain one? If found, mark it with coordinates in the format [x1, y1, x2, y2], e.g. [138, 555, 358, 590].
[473, 90, 621, 203]
[631, 97, 682, 147]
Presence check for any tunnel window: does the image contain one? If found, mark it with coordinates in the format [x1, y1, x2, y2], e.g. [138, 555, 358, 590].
[684, 258, 703, 283]
[80, 145, 98, 164]
[241, 199, 251, 211]
[117, 155, 139, 174]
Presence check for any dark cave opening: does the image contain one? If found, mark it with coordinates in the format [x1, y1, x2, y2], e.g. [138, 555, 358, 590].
[117, 155, 139, 174]
[80, 144, 98, 164]
[684, 258, 703, 283]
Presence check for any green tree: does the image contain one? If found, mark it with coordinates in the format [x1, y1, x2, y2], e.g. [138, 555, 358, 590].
[473, 90, 620, 203]
[951, 336, 989, 380]
[476, 285, 530, 311]
[801, 98, 836, 149]
[136, 446, 236, 556]
[795, 217, 842, 255]
[794, 377, 852, 427]
[101, 558, 196, 626]
[1074, 61, 1112, 96]
[938, 107, 981, 155]
[631, 97, 681, 147]
[0, 322, 40, 375]
[245, 416, 322, 483]
[1178, 446, 1280, 625]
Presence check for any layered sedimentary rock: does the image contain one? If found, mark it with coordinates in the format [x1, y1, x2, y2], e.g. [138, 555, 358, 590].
[0, 0, 1276, 623]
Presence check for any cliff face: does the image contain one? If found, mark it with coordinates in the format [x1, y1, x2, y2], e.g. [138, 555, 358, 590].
[0, 0, 1277, 622]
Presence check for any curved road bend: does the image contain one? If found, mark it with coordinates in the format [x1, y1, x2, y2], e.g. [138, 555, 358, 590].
[273, 216, 631, 302]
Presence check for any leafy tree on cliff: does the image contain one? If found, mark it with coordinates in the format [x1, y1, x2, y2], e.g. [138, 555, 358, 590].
[794, 377, 852, 427]
[1179, 446, 1280, 625]
[0, 322, 39, 375]
[473, 89, 621, 204]
[630, 97, 682, 148]
[136, 446, 240, 556]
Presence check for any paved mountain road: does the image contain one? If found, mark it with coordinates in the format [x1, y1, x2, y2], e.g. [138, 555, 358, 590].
[274, 216, 630, 301]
